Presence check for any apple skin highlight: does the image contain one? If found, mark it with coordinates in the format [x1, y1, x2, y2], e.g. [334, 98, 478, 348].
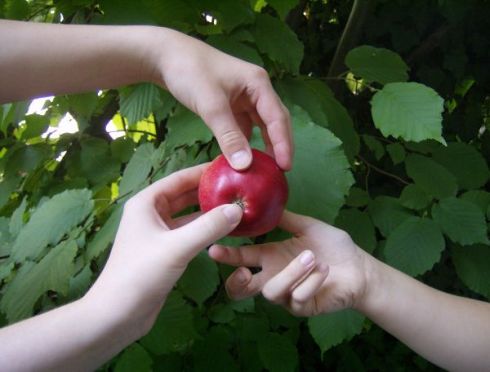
[198, 149, 289, 237]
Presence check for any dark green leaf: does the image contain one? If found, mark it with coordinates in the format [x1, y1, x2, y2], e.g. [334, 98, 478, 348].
[386, 143, 406, 165]
[362, 135, 385, 160]
[119, 143, 154, 197]
[452, 244, 490, 299]
[345, 45, 409, 84]
[461, 190, 490, 215]
[399, 184, 432, 210]
[432, 197, 489, 245]
[254, 14, 303, 74]
[178, 251, 220, 306]
[22, 114, 50, 140]
[368, 196, 413, 237]
[335, 209, 376, 253]
[115, 343, 153, 372]
[165, 106, 213, 150]
[405, 154, 458, 199]
[111, 137, 135, 163]
[208, 303, 235, 324]
[257, 332, 298, 372]
[207, 35, 263, 66]
[385, 217, 445, 276]
[308, 310, 365, 354]
[345, 187, 370, 208]
[433, 142, 490, 190]
[267, 0, 298, 20]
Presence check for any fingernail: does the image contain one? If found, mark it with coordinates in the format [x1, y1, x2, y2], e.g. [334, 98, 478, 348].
[300, 250, 315, 267]
[230, 150, 251, 169]
[223, 204, 243, 224]
[236, 268, 248, 285]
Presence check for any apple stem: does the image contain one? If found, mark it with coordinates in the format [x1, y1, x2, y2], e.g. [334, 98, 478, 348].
[234, 199, 245, 210]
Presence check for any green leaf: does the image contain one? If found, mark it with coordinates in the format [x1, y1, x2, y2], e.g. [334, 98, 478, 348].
[191, 326, 239, 372]
[165, 106, 213, 151]
[461, 190, 490, 215]
[399, 184, 432, 210]
[207, 35, 263, 66]
[405, 154, 458, 199]
[275, 77, 360, 161]
[140, 291, 197, 355]
[432, 142, 490, 190]
[22, 114, 50, 140]
[115, 343, 153, 372]
[9, 196, 27, 237]
[345, 187, 370, 208]
[257, 332, 298, 372]
[111, 137, 135, 163]
[0, 217, 13, 256]
[362, 135, 385, 160]
[371, 82, 445, 143]
[80, 138, 120, 186]
[254, 14, 303, 74]
[5, 0, 29, 20]
[282, 107, 354, 223]
[12, 189, 93, 261]
[1, 240, 77, 322]
[5, 144, 51, 176]
[345, 46, 409, 84]
[178, 251, 220, 306]
[432, 197, 489, 245]
[385, 217, 445, 276]
[368, 196, 413, 237]
[119, 143, 154, 197]
[0, 262, 14, 283]
[308, 310, 365, 354]
[119, 83, 162, 125]
[386, 143, 406, 165]
[452, 244, 490, 299]
[86, 205, 123, 260]
[267, 0, 298, 20]
[335, 209, 376, 253]
[0, 175, 20, 209]
[208, 303, 235, 324]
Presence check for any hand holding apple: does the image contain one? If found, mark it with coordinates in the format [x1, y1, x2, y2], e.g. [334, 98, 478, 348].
[199, 149, 288, 237]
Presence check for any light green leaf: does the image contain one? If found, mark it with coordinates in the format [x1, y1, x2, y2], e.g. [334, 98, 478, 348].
[9, 196, 27, 237]
[433, 142, 490, 190]
[254, 14, 303, 74]
[399, 184, 432, 210]
[119, 143, 154, 197]
[0, 217, 13, 256]
[345, 45, 409, 84]
[140, 291, 197, 355]
[385, 217, 445, 276]
[308, 310, 365, 354]
[371, 82, 445, 143]
[86, 205, 123, 260]
[452, 244, 490, 299]
[119, 83, 162, 125]
[1, 240, 78, 322]
[0, 175, 20, 210]
[257, 332, 298, 372]
[368, 196, 413, 237]
[12, 189, 93, 261]
[207, 35, 263, 66]
[67, 265, 93, 301]
[405, 154, 458, 199]
[165, 106, 213, 151]
[0, 262, 14, 283]
[115, 343, 153, 372]
[178, 251, 220, 307]
[335, 209, 376, 253]
[432, 197, 489, 245]
[283, 107, 354, 223]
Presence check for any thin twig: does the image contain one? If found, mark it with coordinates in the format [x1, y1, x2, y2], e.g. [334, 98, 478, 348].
[359, 155, 409, 185]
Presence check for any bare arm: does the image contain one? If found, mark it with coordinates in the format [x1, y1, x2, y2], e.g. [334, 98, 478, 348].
[210, 211, 490, 371]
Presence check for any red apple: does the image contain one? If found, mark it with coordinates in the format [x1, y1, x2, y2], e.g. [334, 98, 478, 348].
[198, 149, 288, 237]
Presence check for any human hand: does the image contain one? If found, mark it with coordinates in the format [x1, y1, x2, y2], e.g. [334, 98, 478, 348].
[149, 28, 293, 171]
[209, 211, 370, 317]
[85, 164, 243, 335]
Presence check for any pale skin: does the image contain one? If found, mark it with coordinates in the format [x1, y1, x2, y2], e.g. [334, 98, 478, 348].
[209, 211, 490, 372]
[0, 19, 293, 371]
[0, 20, 293, 171]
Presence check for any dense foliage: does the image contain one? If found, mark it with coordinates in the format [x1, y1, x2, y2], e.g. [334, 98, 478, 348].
[1, 0, 489, 370]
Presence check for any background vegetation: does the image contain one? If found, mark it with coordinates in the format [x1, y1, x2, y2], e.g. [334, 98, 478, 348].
[1, 0, 489, 370]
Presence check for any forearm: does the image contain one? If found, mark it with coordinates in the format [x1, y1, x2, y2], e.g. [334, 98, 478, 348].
[0, 20, 161, 103]
[0, 295, 143, 371]
[358, 255, 490, 371]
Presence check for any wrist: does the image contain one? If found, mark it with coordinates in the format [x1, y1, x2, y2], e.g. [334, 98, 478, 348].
[352, 252, 386, 315]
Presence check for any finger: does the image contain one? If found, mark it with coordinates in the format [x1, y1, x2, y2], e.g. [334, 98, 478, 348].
[167, 189, 198, 215]
[169, 203, 243, 258]
[278, 210, 319, 235]
[291, 262, 329, 304]
[208, 244, 264, 267]
[262, 250, 316, 304]
[201, 95, 252, 170]
[253, 81, 293, 170]
[225, 267, 267, 300]
[235, 111, 253, 139]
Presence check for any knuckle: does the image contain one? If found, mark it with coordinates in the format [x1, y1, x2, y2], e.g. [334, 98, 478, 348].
[250, 66, 269, 81]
